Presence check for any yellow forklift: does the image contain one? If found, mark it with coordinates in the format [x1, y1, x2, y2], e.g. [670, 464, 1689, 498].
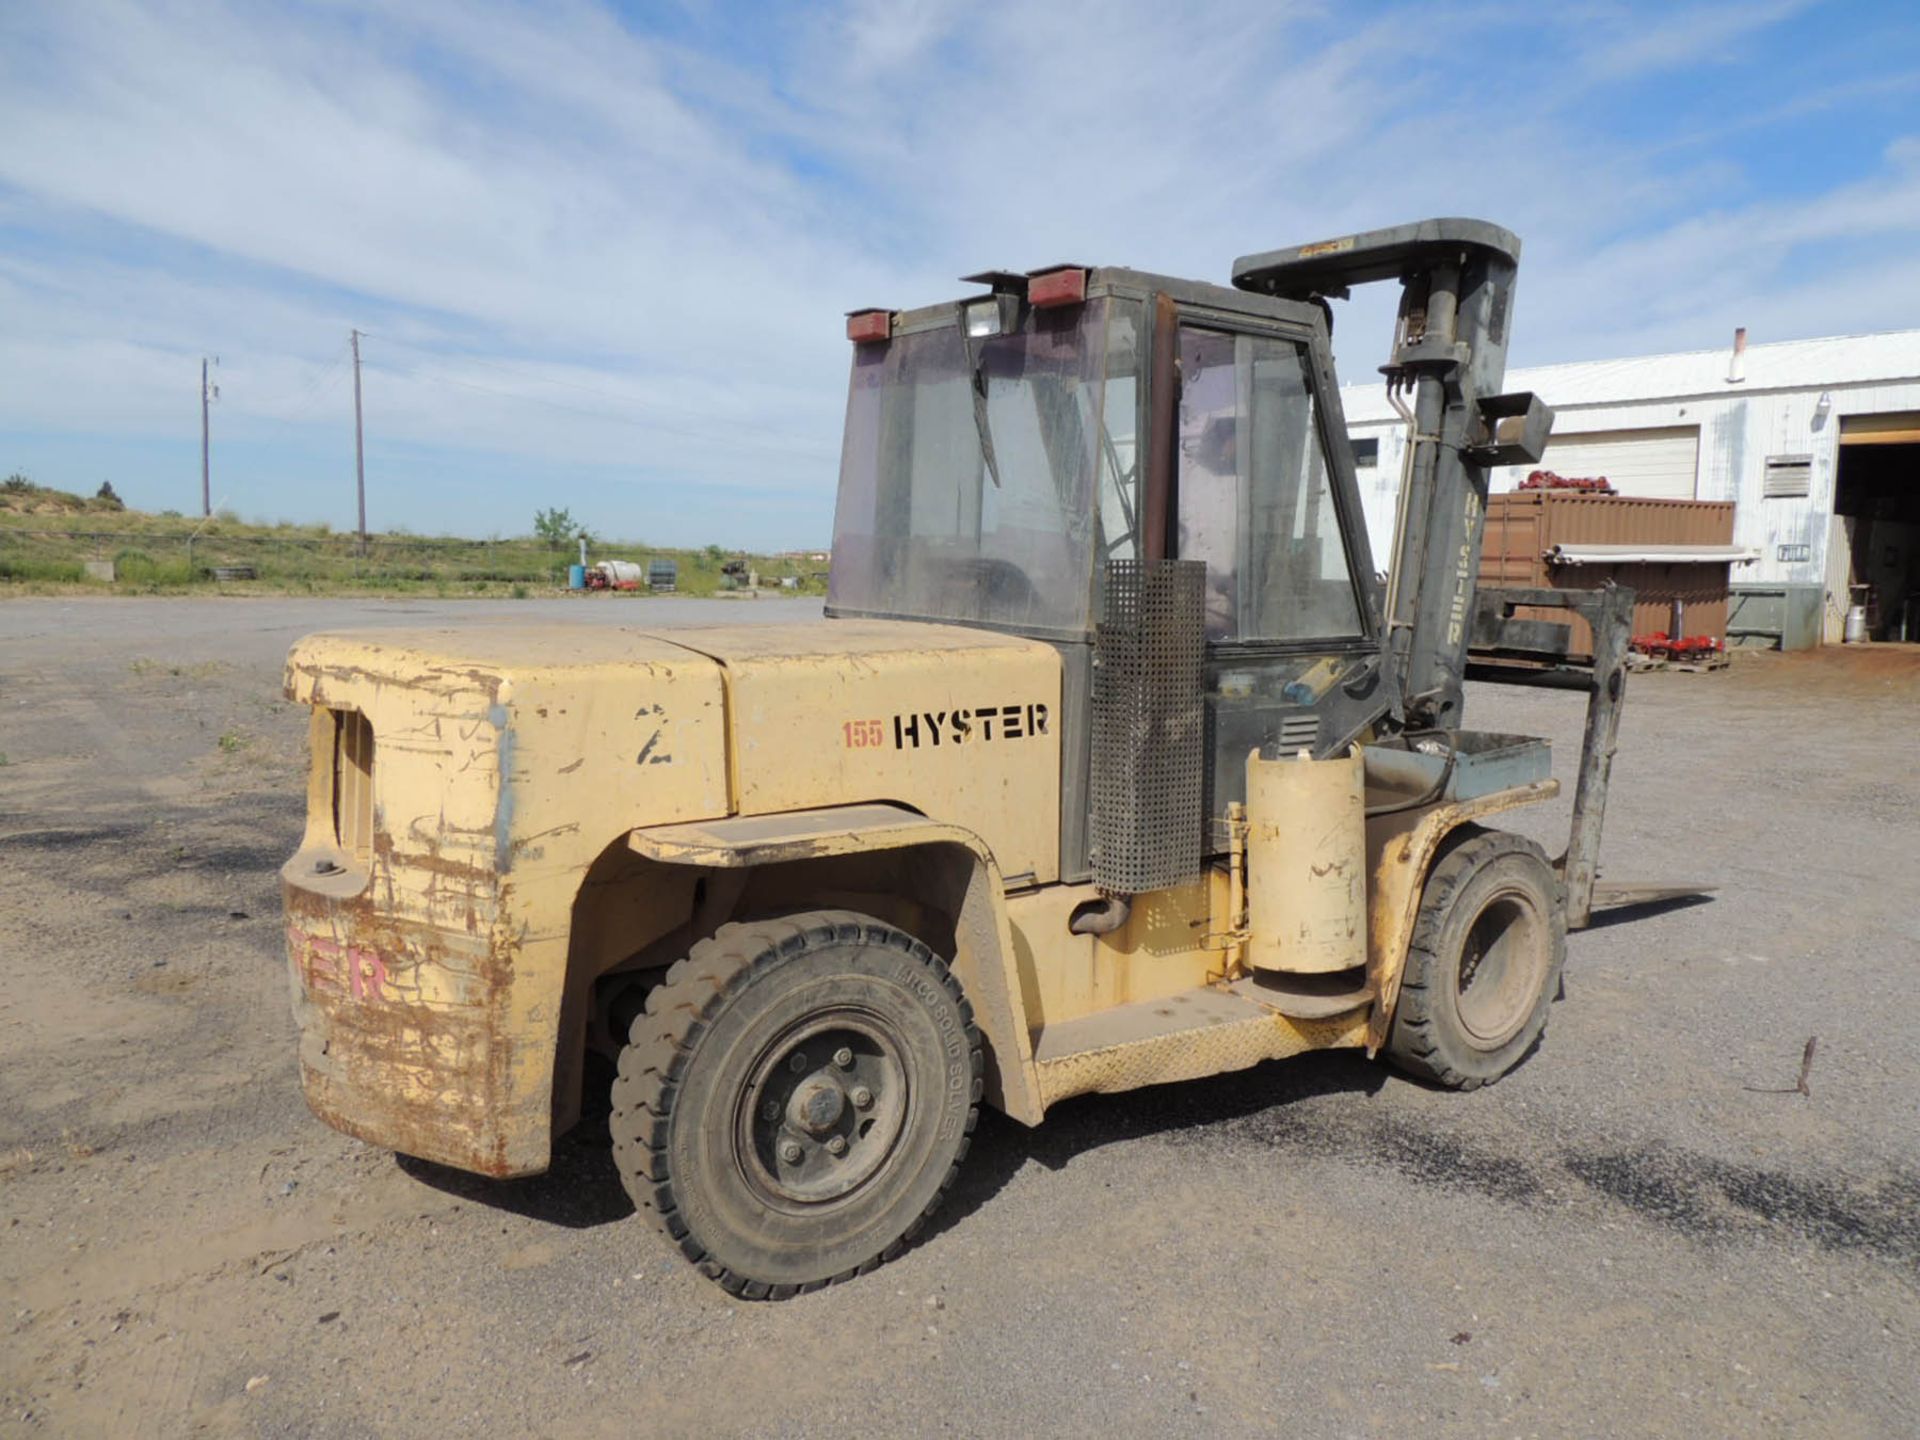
[282, 219, 1681, 1298]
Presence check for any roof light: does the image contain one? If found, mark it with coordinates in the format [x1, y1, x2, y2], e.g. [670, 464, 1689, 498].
[846, 309, 893, 345]
[963, 292, 1023, 340]
[1027, 266, 1088, 309]
[963, 299, 1004, 339]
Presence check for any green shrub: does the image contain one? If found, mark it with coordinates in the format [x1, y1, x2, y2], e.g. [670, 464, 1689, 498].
[0, 555, 84, 582]
[114, 547, 155, 581]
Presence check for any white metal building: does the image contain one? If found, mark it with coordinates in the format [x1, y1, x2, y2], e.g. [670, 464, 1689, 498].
[1340, 328, 1920, 646]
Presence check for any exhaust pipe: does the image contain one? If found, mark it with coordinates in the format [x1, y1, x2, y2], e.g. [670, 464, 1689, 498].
[1069, 895, 1131, 936]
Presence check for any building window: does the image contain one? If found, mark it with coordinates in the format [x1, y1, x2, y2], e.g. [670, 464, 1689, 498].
[1351, 436, 1379, 469]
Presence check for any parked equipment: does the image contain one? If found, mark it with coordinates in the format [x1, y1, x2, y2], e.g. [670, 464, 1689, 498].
[281, 219, 1697, 1299]
[1631, 631, 1723, 663]
[1519, 469, 1614, 494]
[585, 559, 644, 590]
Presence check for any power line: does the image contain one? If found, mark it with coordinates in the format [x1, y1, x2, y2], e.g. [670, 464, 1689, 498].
[279, 341, 354, 413]
[221, 341, 352, 418]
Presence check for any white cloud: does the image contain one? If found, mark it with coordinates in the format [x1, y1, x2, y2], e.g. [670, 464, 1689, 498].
[0, 0, 1915, 543]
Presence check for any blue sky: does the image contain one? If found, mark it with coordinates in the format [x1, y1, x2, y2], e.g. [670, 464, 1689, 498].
[2, 0, 1917, 547]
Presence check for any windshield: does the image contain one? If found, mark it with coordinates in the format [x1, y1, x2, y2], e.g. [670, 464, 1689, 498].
[828, 296, 1143, 637]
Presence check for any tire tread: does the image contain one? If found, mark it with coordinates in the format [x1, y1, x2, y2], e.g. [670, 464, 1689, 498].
[1384, 828, 1565, 1090]
[608, 909, 982, 1298]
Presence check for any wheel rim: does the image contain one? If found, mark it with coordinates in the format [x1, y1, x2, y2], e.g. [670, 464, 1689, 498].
[734, 1009, 909, 1210]
[1453, 887, 1547, 1047]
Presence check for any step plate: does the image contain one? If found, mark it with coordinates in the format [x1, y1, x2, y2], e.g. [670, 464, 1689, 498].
[1030, 985, 1368, 1109]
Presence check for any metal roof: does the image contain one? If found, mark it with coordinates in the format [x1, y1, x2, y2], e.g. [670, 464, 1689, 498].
[1342, 327, 1920, 422]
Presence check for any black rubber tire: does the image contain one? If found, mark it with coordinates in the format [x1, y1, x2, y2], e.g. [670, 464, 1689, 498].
[609, 911, 982, 1299]
[1384, 828, 1566, 1090]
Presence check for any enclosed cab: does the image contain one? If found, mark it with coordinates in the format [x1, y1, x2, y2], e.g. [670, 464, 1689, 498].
[284, 219, 1643, 1298]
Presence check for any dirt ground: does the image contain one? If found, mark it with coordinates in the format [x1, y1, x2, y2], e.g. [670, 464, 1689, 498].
[3, 597, 1917, 1439]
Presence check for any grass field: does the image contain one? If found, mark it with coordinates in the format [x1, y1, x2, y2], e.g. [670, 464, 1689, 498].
[0, 479, 828, 597]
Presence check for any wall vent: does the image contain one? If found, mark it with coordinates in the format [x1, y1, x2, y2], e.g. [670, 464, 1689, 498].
[1763, 454, 1812, 499]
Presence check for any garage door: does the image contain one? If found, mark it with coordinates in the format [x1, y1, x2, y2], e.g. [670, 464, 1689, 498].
[1537, 426, 1700, 498]
[1839, 411, 1920, 445]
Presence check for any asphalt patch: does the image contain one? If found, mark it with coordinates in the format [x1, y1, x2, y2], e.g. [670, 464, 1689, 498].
[0, 823, 148, 850]
[1210, 1097, 1920, 1264]
[1570, 1146, 1920, 1261]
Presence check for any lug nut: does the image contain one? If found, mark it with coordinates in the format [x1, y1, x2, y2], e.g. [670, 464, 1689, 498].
[778, 1139, 804, 1164]
[850, 1086, 873, 1109]
[761, 1099, 780, 1122]
[788, 1052, 809, 1073]
[833, 1047, 854, 1069]
[826, 1135, 849, 1157]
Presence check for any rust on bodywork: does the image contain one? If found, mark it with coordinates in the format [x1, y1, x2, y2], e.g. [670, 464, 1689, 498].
[281, 625, 730, 1176]
[281, 619, 1066, 1173]
[283, 878, 517, 1173]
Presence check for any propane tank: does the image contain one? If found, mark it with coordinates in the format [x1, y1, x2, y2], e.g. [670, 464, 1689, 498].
[1245, 745, 1367, 975]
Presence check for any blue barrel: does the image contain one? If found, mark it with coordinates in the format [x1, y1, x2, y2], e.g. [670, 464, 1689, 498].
[567, 563, 587, 590]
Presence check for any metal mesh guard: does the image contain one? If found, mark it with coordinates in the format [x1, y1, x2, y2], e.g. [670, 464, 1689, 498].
[1090, 559, 1206, 894]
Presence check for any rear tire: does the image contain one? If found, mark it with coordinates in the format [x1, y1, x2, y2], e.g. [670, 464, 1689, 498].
[1385, 829, 1565, 1090]
[610, 910, 981, 1299]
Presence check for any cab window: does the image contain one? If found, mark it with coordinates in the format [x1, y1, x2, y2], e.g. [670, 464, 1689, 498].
[1174, 326, 1364, 643]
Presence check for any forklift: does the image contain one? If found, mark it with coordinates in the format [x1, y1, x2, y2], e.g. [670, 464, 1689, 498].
[281, 219, 1677, 1299]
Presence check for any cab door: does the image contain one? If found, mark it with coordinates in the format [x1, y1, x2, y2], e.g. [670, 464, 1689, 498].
[1168, 317, 1387, 842]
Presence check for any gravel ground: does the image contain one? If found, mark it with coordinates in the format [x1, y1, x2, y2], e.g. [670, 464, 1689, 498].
[2, 596, 1917, 1439]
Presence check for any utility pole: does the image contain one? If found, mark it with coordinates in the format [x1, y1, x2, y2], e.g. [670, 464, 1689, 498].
[200, 357, 218, 517]
[351, 329, 367, 551]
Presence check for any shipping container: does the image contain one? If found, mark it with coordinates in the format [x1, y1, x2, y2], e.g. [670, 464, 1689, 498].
[1479, 492, 1740, 653]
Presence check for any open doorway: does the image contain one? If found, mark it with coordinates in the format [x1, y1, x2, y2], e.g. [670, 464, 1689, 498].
[1834, 413, 1920, 642]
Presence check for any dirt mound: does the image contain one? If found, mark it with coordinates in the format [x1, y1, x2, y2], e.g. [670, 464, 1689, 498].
[0, 480, 124, 516]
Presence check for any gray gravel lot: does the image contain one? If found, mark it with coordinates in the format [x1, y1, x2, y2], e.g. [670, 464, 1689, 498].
[2, 596, 1917, 1438]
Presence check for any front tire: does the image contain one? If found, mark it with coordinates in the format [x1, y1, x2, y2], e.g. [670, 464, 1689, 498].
[1385, 829, 1565, 1090]
[610, 911, 981, 1299]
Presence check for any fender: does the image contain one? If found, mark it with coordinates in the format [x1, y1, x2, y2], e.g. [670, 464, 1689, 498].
[629, 803, 1044, 1125]
[1363, 779, 1559, 1054]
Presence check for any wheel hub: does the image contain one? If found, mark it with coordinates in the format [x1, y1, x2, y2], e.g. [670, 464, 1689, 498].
[738, 1015, 908, 1207]
[1454, 889, 1546, 1047]
[788, 1077, 847, 1136]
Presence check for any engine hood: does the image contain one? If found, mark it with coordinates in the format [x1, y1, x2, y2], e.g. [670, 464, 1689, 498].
[284, 616, 1064, 884]
[633, 619, 1065, 884]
